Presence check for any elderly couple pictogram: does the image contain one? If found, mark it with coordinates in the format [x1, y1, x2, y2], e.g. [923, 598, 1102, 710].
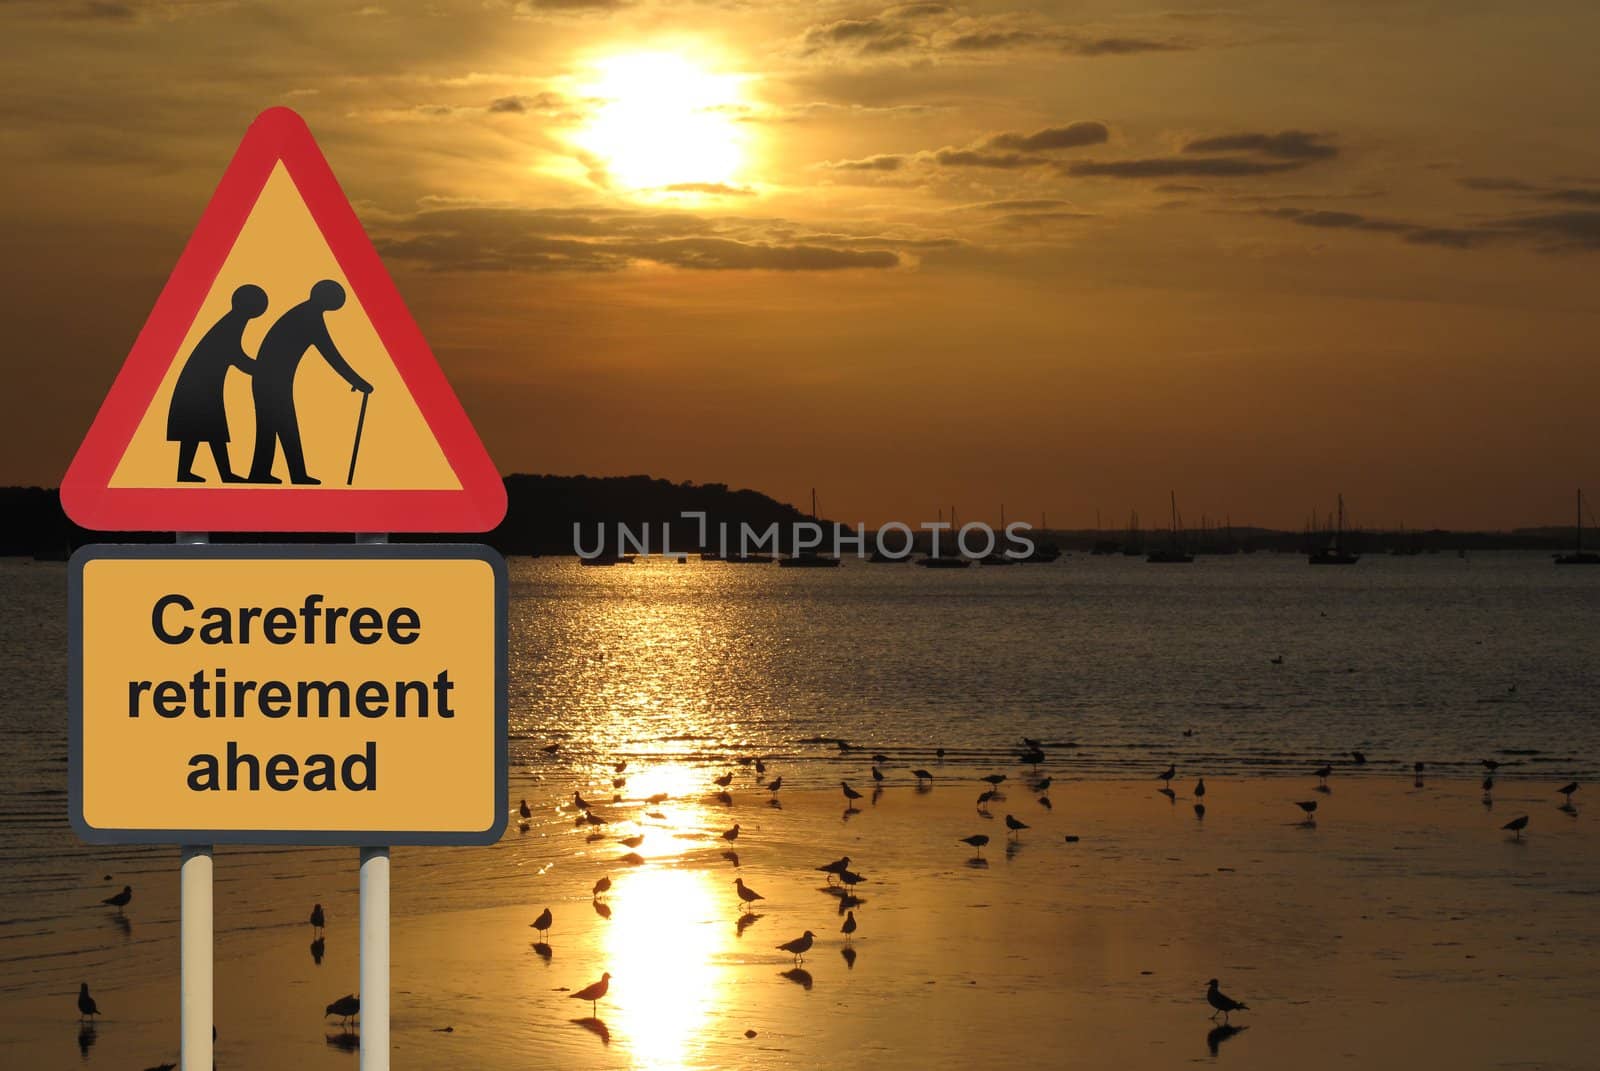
[166, 279, 374, 485]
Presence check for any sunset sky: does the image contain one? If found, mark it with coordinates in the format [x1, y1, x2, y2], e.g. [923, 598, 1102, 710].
[4, 0, 1598, 530]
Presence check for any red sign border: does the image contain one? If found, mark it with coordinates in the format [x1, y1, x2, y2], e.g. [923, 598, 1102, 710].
[59, 107, 507, 533]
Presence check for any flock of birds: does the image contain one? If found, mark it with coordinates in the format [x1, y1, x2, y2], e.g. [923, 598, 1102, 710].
[74, 738, 1583, 1062]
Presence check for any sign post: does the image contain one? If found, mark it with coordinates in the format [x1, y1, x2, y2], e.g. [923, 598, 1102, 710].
[61, 108, 510, 1068]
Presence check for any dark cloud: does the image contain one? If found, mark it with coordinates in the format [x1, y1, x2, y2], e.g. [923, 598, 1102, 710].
[1459, 176, 1537, 192]
[1068, 36, 1187, 56]
[884, 2, 951, 17]
[1259, 205, 1600, 253]
[1067, 157, 1306, 178]
[986, 121, 1108, 152]
[932, 148, 1044, 169]
[803, 17, 920, 55]
[1154, 184, 1209, 193]
[800, 10, 1189, 60]
[1460, 176, 1600, 206]
[487, 92, 565, 114]
[962, 199, 1076, 212]
[513, 0, 631, 11]
[1184, 131, 1338, 160]
[942, 28, 1186, 56]
[821, 154, 907, 171]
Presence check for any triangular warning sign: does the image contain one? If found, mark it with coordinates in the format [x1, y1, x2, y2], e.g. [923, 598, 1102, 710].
[61, 108, 506, 533]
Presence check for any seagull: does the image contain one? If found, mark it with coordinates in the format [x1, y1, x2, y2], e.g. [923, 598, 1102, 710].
[841, 910, 857, 942]
[912, 769, 933, 784]
[309, 903, 325, 934]
[1350, 751, 1366, 765]
[1482, 759, 1501, 772]
[1414, 762, 1425, 774]
[102, 885, 132, 913]
[573, 791, 590, 811]
[77, 983, 99, 1022]
[838, 869, 867, 888]
[871, 767, 885, 785]
[1270, 654, 1284, 665]
[1158, 765, 1175, 785]
[519, 799, 532, 820]
[531, 907, 552, 939]
[977, 790, 997, 810]
[722, 823, 740, 842]
[619, 834, 644, 849]
[713, 772, 734, 788]
[593, 876, 612, 897]
[584, 810, 609, 826]
[766, 777, 783, 795]
[936, 747, 946, 761]
[734, 877, 765, 911]
[1559, 782, 1579, 804]
[841, 781, 863, 803]
[777, 931, 815, 963]
[1194, 778, 1206, 800]
[1031, 776, 1052, 792]
[1502, 814, 1529, 840]
[755, 759, 766, 776]
[1004, 814, 1029, 840]
[570, 972, 610, 1015]
[817, 856, 850, 884]
[615, 760, 627, 774]
[1294, 800, 1318, 822]
[1206, 978, 1248, 1022]
[325, 994, 360, 1027]
[1314, 764, 1332, 784]
[981, 774, 1007, 788]
[959, 834, 990, 857]
[872, 753, 889, 765]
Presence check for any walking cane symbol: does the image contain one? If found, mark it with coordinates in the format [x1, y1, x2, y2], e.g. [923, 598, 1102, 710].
[347, 389, 370, 486]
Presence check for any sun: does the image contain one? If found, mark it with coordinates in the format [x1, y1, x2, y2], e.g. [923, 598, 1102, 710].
[573, 51, 749, 191]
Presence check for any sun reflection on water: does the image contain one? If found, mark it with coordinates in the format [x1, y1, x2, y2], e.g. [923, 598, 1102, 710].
[601, 866, 730, 1068]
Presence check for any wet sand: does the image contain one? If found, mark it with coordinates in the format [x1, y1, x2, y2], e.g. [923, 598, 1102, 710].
[3, 772, 1596, 1069]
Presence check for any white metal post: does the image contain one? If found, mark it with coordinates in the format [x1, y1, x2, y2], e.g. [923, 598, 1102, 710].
[356, 533, 390, 1070]
[359, 846, 390, 1070]
[180, 845, 214, 1070]
[176, 532, 213, 1071]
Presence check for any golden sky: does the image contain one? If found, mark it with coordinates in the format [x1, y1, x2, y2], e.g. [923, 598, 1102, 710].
[3, 0, 1598, 529]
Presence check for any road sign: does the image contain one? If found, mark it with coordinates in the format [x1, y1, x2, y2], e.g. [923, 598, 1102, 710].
[69, 543, 508, 845]
[60, 107, 506, 533]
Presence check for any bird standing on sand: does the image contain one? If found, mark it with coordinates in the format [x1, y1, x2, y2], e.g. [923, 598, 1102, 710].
[722, 823, 740, 842]
[593, 876, 612, 898]
[734, 877, 765, 912]
[841, 910, 857, 942]
[1194, 778, 1206, 800]
[839, 869, 867, 889]
[573, 791, 590, 810]
[714, 772, 734, 788]
[325, 994, 360, 1027]
[531, 907, 552, 940]
[1502, 814, 1530, 841]
[871, 767, 885, 785]
[841, 781, 863, 804]
[102, 885, 132, 913]
[817, 856, 850, 884]
[767, 776, 782, 796]
[1159, 765, 1175, 786]
[1294, 800, 1318, 823]
[960, 834, 990, 857]
[309, 903, 325, 934]
[1559, 782, 1579, 805]
[1314, 764, 1332, 785]
[519, 799, 532, 820]
[982, 774, 1007, 789]
[1482, 759, 1501, 772]
[1004, 814, 1029, 841]
[977, 790, 997, 810]
[913, 769, 933, 785]
[1206, 979, 1248, 1022]
[77, 983, 99, 1022]
[570, 973, 610, 1015]
[777, 931, 815, 963]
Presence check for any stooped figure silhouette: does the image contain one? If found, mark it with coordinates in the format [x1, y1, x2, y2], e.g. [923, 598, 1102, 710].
[166, 283, 268, 482]
[247, 279, 373, 484]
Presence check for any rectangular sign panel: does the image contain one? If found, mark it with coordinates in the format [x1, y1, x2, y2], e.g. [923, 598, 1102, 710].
[69, 543, 507, 845]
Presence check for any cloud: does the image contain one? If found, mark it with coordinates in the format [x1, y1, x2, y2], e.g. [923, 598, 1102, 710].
[1258, 205, 1600, 253]
[884, 2, 951, 16]
[371, 205, 908, 273]
[820, 154, 907, 171]
[1184, 130, 1338, 160]
[803, 17, 921, 55]
[487, 92, 565, 114]
[1460, 176, 1600, 207]
[940, 27, 1186, 56]
[1067, 157, 1306, 178]
[797, 8, 1190, 61]
[660, 182, 757, 197]
[932, 148, 1044, 169]
[986, 121, 1109, 152]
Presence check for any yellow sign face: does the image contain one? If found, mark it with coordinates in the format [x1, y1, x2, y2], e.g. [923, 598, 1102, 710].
[111, 164, 460, 492]
[70, 544, 507, 845]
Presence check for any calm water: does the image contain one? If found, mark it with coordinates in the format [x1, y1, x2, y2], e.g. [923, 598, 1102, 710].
[2, 551, 1598, 1065]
